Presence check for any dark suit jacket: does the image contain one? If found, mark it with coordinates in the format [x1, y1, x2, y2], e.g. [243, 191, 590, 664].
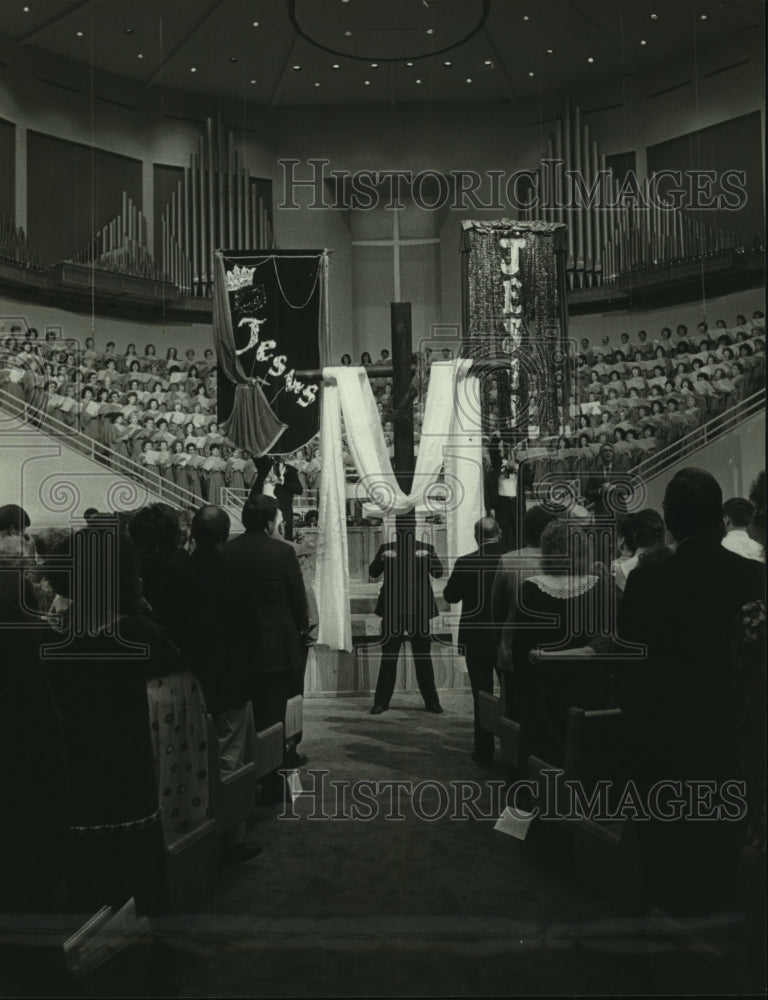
[172, 547, 247, 713]
[370, 537, 443, 635]
[443, 541, 505, 650]
[225, 531, 309, 675]
[582, 460, 630, 516]
[616, 537, 765, 780]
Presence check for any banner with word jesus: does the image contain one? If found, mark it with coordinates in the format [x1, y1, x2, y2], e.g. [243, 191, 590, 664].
[214, 249, 326, 456]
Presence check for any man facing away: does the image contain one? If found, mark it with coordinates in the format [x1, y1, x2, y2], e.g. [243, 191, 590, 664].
[616, 467, 764, 910]
[443, 517, 505, 763]
[369, 512, 443, 715]
[226, 495, 309, 804]
[172, 505, 261, 864]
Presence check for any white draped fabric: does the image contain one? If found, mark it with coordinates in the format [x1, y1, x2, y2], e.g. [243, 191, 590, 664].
[315, 360, 483, 651]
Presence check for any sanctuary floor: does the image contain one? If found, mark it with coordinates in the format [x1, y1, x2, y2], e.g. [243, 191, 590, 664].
[11, 690, 765, 998]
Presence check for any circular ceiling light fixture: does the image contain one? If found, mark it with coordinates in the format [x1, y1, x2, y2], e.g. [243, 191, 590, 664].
[288, 0, 490, 63]
[76, 30, 84, 37]
[190, 66, 197, 72]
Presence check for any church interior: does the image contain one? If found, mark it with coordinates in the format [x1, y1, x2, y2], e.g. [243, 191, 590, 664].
[0, 0, 766, 996]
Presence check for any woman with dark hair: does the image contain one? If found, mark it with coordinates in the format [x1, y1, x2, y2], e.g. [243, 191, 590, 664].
[144, 343, 157, 357]
[508, 519, 612, 765]
[340, 353, 352, 367]
[43, 525, 172, 913]
[360, 351, 372, 366]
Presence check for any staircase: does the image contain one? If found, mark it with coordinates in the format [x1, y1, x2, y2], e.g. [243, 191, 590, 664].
[0, 385, 201, 526]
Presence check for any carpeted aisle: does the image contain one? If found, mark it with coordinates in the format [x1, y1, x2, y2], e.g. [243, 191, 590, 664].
[123, 689, 762, 998]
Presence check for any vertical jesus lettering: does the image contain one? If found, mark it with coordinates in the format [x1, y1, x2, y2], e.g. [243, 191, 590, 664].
[218, 251, 324, 453]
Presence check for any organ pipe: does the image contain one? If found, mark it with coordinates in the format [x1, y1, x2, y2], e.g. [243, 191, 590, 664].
[531, 101, 747, 289]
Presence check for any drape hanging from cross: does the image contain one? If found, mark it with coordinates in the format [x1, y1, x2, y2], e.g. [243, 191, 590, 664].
[315, 361, 484, 652]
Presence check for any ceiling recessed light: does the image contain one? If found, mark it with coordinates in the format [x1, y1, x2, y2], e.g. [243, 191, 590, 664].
[370, 62, 378, 68]
[587, 56, 594, 63]
[332, 63, 340, 69]
[229, 56, 238, 63]
[415, 78, 422, 84]
[528, 71, 535, 77]
[123, 27, 134, 35]
[344, 29, 352, 36]
[364, 79, 370, 85]
[252, 21, 259, 27]
[523, 15, 530, 21]
[292, 64, 301, 71]
[190, 66, 197, 72]
[444, 60, 451, 66]
[314, 81, 320, 87]
[137, 53, 144, 59]
[640, 39, 647, 45]
[250, 78, 256, 84]
[466, 77, 472, 83]
[699, 13, 708, 19]
[650, 12, 659, 19]
[22, 5, 30, 11]
[406, 61, 414, 67]
[546, 48, 553, 54]
[426, 28, 434, 34]
[76, 30, 84, 37]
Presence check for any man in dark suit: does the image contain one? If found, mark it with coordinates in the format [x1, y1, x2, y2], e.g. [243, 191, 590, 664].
[250, 454, 303, 541]
[173, 505, 261, 863]
[484, 435, 520, 552]
[582, 443, 628, 518]
[443, 517, 505, 762]
[369, 512, 443, 715]
[616, 467, 764, 910]
[225, 495, 309, 802]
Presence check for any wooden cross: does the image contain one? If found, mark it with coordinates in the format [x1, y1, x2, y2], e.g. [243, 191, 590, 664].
[352, 209, 441, 302]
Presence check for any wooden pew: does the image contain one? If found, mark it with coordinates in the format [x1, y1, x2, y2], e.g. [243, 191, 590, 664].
[563, 706, 642, 911]
[478, 690, 502, 737]
[284, 695, 303, 741]
[164, 817, 219, 912]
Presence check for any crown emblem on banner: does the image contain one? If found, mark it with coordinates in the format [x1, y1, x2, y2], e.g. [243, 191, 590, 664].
[226, 264, 256, 292]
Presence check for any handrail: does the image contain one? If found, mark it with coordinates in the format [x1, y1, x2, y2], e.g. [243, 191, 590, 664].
[630, 387, 765, 483]
[0, 384, 203, 510]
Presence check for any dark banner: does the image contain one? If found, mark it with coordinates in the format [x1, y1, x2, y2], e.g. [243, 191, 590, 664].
[217, 250, 323, 454]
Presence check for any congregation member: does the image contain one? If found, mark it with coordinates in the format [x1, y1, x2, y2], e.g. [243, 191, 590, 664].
[0, 531, 68, 917]
[250, 454, 304, 541]
[43, 523, 170, 914]
[225, 495, 309, 804]
[508, 519, 613, 767]
[369, 512, 444, 716]
[443, 517, 505, 763]
[722, 496, 764, 562]
[611, 508, 670, 591]
[492, 505, 559, 717]
[175, 505, 261, 863]
[616, 468, 765, 910]
[485, 435, 520, 551]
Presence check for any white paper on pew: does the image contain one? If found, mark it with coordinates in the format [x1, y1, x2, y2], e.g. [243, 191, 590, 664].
[494, 805, 535, 841]
[287, 770, 303, 801]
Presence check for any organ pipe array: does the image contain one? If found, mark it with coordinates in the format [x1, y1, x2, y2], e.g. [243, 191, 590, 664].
[70, 192, 185, 288]
[519, 100, 746, 289]
[0, 215, 41, 269]
[70, 114, 272, 298]
[161, 114, 274, 298]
